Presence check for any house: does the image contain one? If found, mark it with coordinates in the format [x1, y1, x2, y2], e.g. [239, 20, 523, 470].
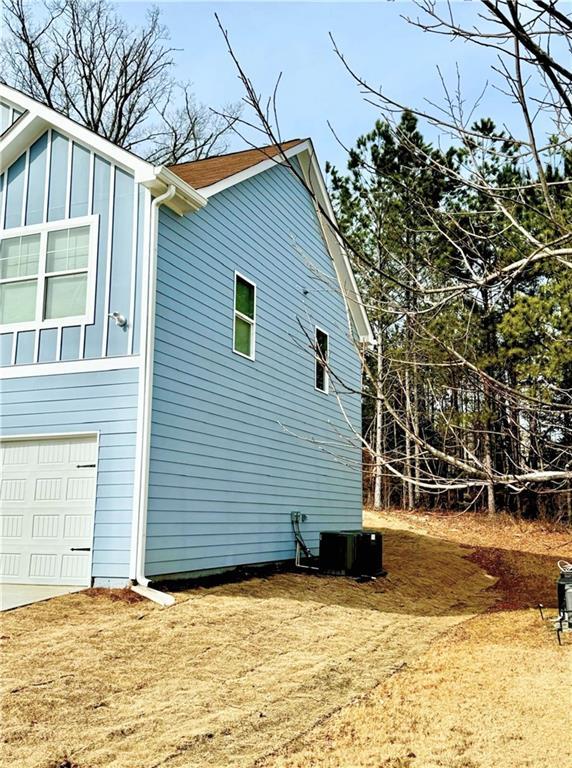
[0, 84, 373, 601]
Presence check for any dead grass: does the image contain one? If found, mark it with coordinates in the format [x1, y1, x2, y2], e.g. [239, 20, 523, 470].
[0, 511, 569, 768]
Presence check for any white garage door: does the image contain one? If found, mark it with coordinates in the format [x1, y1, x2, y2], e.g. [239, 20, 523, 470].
[0, 435, 97, 586]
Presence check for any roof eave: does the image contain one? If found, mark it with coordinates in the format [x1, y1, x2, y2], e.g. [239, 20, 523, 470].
[140, 166, 207, 215]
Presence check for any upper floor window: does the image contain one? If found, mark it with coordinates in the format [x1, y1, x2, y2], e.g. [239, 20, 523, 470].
[315, 327, 329, 393]
[0, 216, 98, 330]
[233, 272, 256, 360]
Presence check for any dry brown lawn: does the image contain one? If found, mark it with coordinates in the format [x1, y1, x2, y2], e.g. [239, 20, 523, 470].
[1, 511, 570, 768]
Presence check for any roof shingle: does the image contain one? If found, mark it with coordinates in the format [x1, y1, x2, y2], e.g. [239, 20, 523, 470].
[169, 139, 306, 190]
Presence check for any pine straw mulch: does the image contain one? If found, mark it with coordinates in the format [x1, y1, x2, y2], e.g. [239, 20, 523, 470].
[258, 510, 571, 768]
[1, 510, 570, 768]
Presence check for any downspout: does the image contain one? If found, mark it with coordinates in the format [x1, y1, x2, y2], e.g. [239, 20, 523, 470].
[131, 185, 177, 607]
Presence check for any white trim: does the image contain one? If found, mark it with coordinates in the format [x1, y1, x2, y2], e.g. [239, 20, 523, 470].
[314, 325, 329, 394]
[32, 328, 40, 363]
[0, 354, 139, 379]
[232, 270, 257, 361]
[0, 84, 207, 217]
[198, 142, 312, 198]
[87, 150, 95, 215]
[0, 164, 7, 230]
[0, 84, 151, 179]
[10, 332, 17, 366]
[42, 128, 52, 222]
[197, 140, 373, 344]
[64, 138, 73, 219]
[55, 325, 63, 362]
[0, 214, 99, 333]
[79, 324, 86, 359]
[101, 165, 116, 357]
[0, 430, 99, 442]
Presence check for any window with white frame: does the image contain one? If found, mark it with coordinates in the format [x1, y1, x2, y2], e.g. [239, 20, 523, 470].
[233, 273, 256, 359]
[315, 327, 329, 393]
[0, 217, 97, 330]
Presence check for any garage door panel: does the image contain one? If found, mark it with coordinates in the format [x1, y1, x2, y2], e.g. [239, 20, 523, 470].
[63, 514, 92, 539]
[0, 553, 20, 577]
[1, 442, 33, 466]
[0, 477, 27, 502]
[32, 514, 60, 538]
[0, 436, 97, 586]
[0, 516, 23, 538]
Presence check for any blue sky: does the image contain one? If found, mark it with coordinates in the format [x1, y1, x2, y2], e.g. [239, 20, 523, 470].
[118, 2, 529, 170]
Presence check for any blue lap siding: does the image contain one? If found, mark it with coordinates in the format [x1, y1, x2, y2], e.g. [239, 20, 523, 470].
[146, 161, 363, 577]
[0, 368, 139, 581]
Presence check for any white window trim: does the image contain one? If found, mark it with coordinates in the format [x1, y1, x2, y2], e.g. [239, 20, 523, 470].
[0, 214, 99, 333]
[232, 270, 256, 361]
[315, 325, 329, 395]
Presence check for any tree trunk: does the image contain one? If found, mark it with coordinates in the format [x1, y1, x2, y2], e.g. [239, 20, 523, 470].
[373, 335, 383, 510]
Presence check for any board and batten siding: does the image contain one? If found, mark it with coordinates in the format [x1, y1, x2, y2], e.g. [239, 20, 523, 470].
[0, 127, 148, 365]
[0, 368, 138, 583]
[146, 160, 363, 577]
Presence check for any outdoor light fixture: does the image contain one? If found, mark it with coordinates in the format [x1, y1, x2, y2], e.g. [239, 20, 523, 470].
[108, 311, 128, 327]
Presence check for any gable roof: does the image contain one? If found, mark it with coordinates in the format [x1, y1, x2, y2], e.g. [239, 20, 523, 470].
[0, 84, 372, 343]
[0, 83, 206, 216]
[171, 139, 373, 343]
[169, 139, 305, 190]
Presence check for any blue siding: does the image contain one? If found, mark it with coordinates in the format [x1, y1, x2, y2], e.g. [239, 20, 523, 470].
[0, 334, 12, 366]
[38, 328, 58, 362]
[0, 368, 139, 581]
[147, 161, 363, 577]
[84, 157, 111, 359]
[106, 168, 133, 357]
[70, 142, 90, 218]
[47, 132, 69, 221]
[61, 325, 81, 360]
[1, 130, 147, 366]
[25, 133, 48, 225]
[15, 331, 35, 364]
[5, 153, 25, 228]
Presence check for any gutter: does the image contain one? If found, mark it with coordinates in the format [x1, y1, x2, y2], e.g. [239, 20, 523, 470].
[139, 166, 207, 216]
[130, 184, 178, 607]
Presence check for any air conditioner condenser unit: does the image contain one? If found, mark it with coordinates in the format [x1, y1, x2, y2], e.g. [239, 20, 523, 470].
[319, 530, 384, 578]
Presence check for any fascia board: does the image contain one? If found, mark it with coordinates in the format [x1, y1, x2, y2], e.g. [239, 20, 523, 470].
[0, 84, 207, 217]
[0, 83, 153, 179]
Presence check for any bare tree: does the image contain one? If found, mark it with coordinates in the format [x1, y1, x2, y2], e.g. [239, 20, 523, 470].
[215, 4, 572, 519]
[1, 0, 240, 163]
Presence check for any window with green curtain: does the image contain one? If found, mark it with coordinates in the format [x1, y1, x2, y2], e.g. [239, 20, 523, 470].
[233, 274, 256, 359]
[0, 223, 91, 328]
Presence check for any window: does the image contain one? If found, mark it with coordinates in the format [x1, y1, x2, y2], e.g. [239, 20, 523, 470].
[0, 217, 97, 330]
[315, 327, 329, 393]
[233, 273, 256, 359]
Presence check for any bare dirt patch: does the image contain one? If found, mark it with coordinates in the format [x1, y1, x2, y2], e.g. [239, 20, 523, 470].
[1, 512, 569, 768]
